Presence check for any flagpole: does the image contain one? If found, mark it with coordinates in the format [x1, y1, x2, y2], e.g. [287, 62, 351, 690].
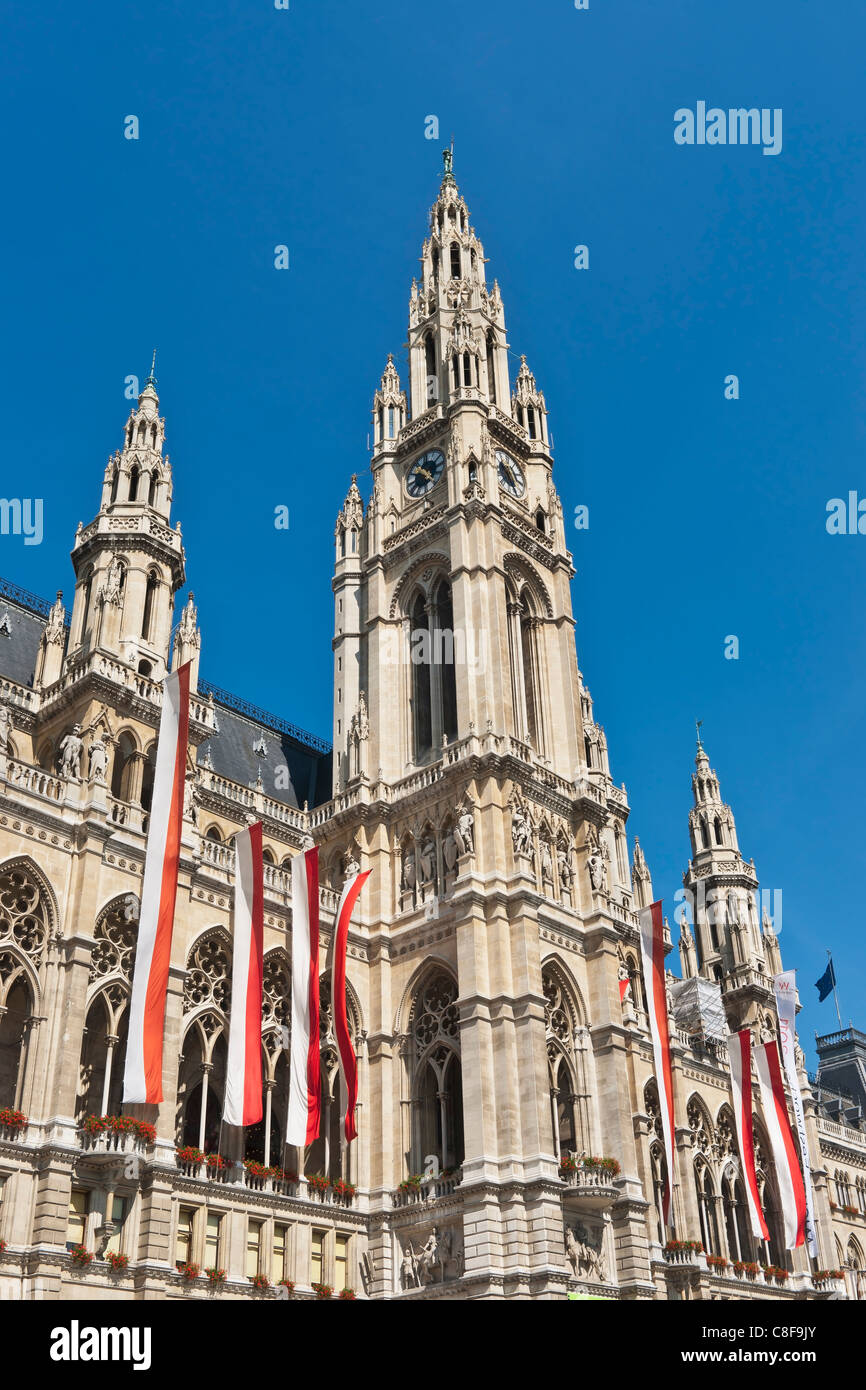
[828, 950, 843, 1030]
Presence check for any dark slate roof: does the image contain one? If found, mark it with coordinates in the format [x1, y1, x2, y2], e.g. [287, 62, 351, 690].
[0, 575, 333, 809]
[0, 579, 57, 688]
[197, 687, 332, 810]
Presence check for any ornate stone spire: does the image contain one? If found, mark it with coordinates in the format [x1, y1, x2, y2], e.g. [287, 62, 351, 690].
[631, 837, 653, 909]
[371, 356, 407, 450]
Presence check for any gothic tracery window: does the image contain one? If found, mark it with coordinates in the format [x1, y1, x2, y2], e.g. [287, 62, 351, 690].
[409, 970, 463, 1172]
[543, 963, 588, 1159]
[0, 862, 50, 1109]
[178, 931, 232, 1149]
[409, 577, 458, 763]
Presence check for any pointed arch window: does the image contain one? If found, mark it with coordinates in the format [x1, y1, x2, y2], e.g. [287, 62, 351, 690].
[141, 571, 159, 640]
[79, 567, 94, 644]
[714, 817, 723, 845]
[148, 471, 158, 507]
[450, 242, 461, 279]
[486, 332, 497, 403]
[408, 971, 463, 1172]
[543, 965, 588, 1160]
[425, 336, 437, 406]
[409, 579, 458, 762]
[129, 464, 140, 502]
[700, 818, 709, 849]
[111, 731, 138, 802]
[521, 599, 541, 750]
[110, 468, 120, 504]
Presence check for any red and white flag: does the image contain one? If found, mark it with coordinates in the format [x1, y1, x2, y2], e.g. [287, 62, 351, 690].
[287, 846, 321, 1146]
[639, 901, 675, 1226]
[331, 869, 370, 1142]
[124, 663, 191, 1104]
[754, 1039, 807, 1249]
[224, 823, 264, 1128]
[728, 1028, 769, 1241]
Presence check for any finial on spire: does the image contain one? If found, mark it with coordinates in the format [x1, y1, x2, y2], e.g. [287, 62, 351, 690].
[145, 349, 158, 390]
[442, 140, 455, 184]
[696, 718, 704, 749]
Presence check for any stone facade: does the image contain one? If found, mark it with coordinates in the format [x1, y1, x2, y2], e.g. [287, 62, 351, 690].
[0, 161, 863, 1301]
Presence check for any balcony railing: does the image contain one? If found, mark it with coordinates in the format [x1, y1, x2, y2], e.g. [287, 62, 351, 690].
[392, 1174, 461, 1208]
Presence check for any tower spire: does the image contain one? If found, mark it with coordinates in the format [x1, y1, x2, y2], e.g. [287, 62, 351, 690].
[146, 348, 158, 391]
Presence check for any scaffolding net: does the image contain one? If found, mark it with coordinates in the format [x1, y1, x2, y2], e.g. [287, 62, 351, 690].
[670, 976, 727, 1042]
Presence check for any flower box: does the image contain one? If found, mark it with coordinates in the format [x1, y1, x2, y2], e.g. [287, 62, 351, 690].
[178, 1262, 200, 1282]
[176, 1145, 205, 1165]
[105, 1251, 129, 1272]
[762, 1264, 789, 1284]
[842, 1205, 859, 1217]
[278, 1278, 295, 1296]
[312, 1282, 333, 1300]
[582, 1156, 621, 1178]
[69, 1244, 95, 1268]
[0, 1240, 7, 1254]
[306, 1174, 331, 1194]
[243, 1159, 281, 1180]
[397, 1175, 422, 1194]
[80, 1114, 155, 1147]
[205, 1267, 226, 1287]
[250, 1273, 271, 1291]
[204, 1152, 229, 1171]
[338, 1288, 356, 1300]
[331, 1179, 356, 1200]
[706, 1255, 728, 1271]
[732, 1261, 760, 1279]
[0, 1107, 28, 1133]
[664, 1239, 704, 1255]
[812, 1269, 844, 1283]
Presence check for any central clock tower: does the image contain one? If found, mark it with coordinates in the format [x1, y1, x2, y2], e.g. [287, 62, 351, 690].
[332, 153, 587, 793]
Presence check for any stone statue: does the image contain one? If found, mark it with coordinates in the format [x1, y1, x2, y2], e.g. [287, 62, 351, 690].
[540, 839, 553, 883]
[183, 772, 199, 825]
[178, 592, 199, 645]
[557, 847, 573, 891]
[402, 844, 416, 892]
[59, 724, 84, 779]
[417, 1226, 442, 1284]
[588, 843, 608, 892]
[419, 838, 436, 884]
[511, 803, 533, 855]
[0, 704, 11, 753]
[454, 806, 474, 857]
[400, 1239, 421, 1290]
[357, 692, 369, 740]
[102, 557, 124, 606]
[88, 735, 107, 784]
[344, 848, 361, 878]
[442, 829, 458, 872]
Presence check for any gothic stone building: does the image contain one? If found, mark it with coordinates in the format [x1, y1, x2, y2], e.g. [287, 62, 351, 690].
[0, 163, 863, 1302]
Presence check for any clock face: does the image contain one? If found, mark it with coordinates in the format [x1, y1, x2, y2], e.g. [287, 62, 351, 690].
[406, 448, 445, 498]
[496, 449, 525, 498]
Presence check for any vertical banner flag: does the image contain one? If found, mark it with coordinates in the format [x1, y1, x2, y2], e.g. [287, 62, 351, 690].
[124, 663, 191, 1104]
[224, 823, 265, 1127]
[773, 972, 819, 1257]
[331, 868, 370, 1141]
[287, 846, 321, 1146]
[727, 1028, 769, 1241]
[639, 901, 675, 1225]
[754, 1039, 807, 1250]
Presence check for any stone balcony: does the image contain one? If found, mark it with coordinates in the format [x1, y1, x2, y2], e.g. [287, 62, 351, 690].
[391, 1174, 461, 1209]
[559, 1166, 619, 1210]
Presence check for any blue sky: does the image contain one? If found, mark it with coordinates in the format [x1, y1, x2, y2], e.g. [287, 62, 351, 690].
[1, 1, 864, 1059]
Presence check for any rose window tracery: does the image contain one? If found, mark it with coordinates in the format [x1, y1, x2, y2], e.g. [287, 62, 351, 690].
[89, 895, 138, 982]
[262, 952, 290, 1031]
[687, 1099, 711, 1155]
[412, 973, 459, 1057]
[183, 932, 231, 1014]
[0, 865, 49, 964]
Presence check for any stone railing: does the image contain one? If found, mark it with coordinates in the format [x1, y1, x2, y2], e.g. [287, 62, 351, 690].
[392, 1174, 461, 1208]
[79, 1129, 148, 1159]
[662, 1246, 705, 1268]
[812, 1274, 847, 1297]
[0, 676, 37, 712]
[816, 1116, 865, 1145]
[560, 1167, 619, 1199]
[4, 758, 65, 802]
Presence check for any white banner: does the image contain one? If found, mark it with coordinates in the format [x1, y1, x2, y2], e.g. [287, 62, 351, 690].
[773, 971, 819, 1258]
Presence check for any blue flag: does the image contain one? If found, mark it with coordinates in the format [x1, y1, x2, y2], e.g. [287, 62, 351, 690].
[815, 958, 836, 1003]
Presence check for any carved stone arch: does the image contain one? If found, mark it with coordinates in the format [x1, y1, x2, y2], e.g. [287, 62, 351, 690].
[88, 892, 139, 992]
[686, 1093, 714, 1155]
[262, 947, 290, 1034]
[389, 552, 451, 619]
[541, 955, 587, 1035]
[183, 926, 232, 1015]
[714, 1101, 736, 1159]
[398, 956, 458, 1039]
[0, 854, 58, 949]
[0, 949, 39, 1010]
[502, 554, 553, 618]
[181, 1007, 226, 1062]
